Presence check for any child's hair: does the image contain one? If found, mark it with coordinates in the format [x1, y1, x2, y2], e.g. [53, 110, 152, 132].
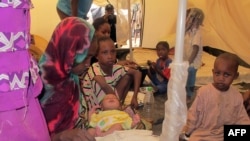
[92, 17, 109, 31]
[186, 8, 205, 27]
[156, 41, 170, 51]
[216, 52, 239, 72]
[105, 4, 114, 11]
[95, 36, 114, 56]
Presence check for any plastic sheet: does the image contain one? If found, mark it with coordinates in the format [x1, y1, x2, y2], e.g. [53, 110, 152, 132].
[160, 62, 189, 141]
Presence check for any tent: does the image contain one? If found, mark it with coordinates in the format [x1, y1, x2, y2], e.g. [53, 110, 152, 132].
[30, 0, 250, 141]
[31, 0, 250, 66]
[142, 0, 250, 66]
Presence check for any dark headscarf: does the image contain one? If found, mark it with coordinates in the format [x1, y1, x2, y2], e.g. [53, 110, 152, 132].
[39, 17, 94, 135]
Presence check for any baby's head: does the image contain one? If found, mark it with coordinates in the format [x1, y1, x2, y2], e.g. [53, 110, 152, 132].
[156, 41, 170, 59]
[101, 94, 121, 111]
[212, 53, 239, 91]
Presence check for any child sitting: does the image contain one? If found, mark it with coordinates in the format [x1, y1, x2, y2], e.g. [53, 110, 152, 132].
[82, 36, 142, 111]
[147, 41, 172, 95]
[87, 94, 140, 137]
[180, 53, 250, 141]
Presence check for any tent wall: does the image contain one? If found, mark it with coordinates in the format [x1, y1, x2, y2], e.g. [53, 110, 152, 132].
[31, 0, 250, 64]
[31, 1, 59, 42]
[142, 0, 250, 65]
[142, 0, 178, 48]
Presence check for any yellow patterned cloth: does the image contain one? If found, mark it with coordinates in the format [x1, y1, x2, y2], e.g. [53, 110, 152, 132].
[89, 110, 132, 131]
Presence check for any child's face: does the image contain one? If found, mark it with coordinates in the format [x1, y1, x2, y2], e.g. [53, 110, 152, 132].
[96, 39, 116, 66]
[101, 94, 120, 110]
[185, 13, 196, 31]
[156, 45, 168, 59]
[212, 58, 239, 91]
[95, 23, 111, 38]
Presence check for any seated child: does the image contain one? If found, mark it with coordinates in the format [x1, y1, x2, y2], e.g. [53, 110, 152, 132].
[147, 41, 172, 95]
[82, 36, 142, 112]
[87, 94, 140, 137]
[180, 53, 250, 141]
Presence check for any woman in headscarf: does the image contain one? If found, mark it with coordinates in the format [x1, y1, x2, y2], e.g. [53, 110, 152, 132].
[39, 17, 96, 140]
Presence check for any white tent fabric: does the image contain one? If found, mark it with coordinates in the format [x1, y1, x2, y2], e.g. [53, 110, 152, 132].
[160, 62, 189, 141]
[142, 0, 250, 65]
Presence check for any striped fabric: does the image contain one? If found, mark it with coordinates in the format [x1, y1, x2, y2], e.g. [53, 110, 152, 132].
[82, 62, 128, 111]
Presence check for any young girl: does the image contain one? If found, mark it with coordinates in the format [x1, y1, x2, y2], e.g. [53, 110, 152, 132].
[184, 8, 205, 102]
[147, 41, 172, 95]
[82, 36, 142, 112]
[180, 53, 250, 141]
[87, 94, 140, 137]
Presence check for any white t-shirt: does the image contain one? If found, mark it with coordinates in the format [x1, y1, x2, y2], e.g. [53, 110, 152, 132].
[183, 28, 203, 69]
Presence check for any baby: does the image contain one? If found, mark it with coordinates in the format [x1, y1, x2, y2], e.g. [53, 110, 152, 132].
[87, 94, 140, 137]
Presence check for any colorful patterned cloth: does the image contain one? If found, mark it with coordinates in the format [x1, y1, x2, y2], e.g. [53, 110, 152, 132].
[39, 17, 94, 135]
[0, 0, 50, 140]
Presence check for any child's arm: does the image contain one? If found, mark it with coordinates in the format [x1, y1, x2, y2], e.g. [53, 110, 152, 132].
[149, 60, 170, 79]
[94, 75, 116, 94]
[182, 89, 203, 137]
[126, 68, 142, 108]
[188, 45, 199, 64]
